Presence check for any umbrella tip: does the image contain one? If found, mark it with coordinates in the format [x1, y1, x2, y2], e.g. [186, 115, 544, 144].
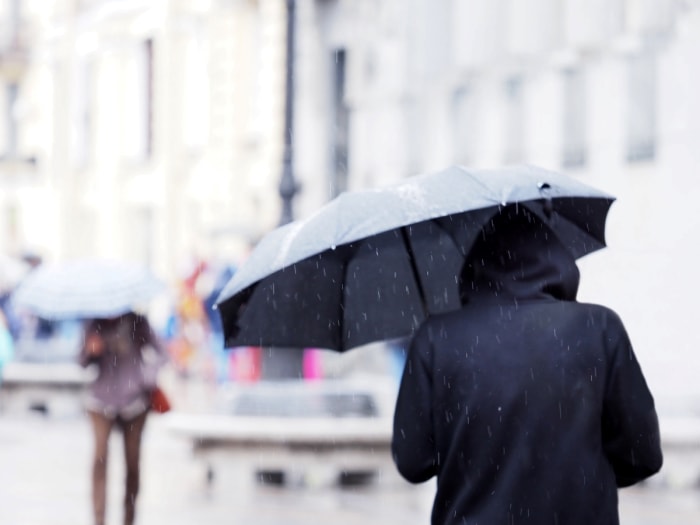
[537, 182, 553, 218]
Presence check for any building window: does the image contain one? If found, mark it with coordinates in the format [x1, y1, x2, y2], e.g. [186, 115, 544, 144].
[122, 38, 154, 162]
[451, 85, 477, 166]
[72, 59, 93, 168]
[4, 82, 18, 158]
[3, 203, 19, 247]
[561, 67, 587, 168]
[144, 38, 154, 158]
[503, 75, 524, 164]
[128, 207, 153, 266]
[182, 35, 209, 151]
[330, 48, 349, 197]
[625, 51, 656, 163]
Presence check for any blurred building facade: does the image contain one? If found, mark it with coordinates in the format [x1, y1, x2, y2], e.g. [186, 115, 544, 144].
[2, 0, 700, 410]
[295, 0, 693, 197]
[0, 0, 287, 278]
[4, 0, 696, 273]
[292, 0, 700, 414]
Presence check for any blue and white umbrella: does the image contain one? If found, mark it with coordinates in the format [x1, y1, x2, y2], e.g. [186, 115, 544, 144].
[11, 259, 166, 320]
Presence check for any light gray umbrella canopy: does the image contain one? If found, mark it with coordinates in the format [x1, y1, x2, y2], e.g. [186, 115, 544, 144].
[12, 259, 165, 320]
[216, 165, 615, 351]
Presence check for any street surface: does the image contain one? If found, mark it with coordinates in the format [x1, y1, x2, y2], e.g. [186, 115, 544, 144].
[0, 382, 699, 525]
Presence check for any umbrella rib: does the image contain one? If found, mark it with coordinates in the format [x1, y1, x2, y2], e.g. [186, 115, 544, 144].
[399, 226, 430, 316]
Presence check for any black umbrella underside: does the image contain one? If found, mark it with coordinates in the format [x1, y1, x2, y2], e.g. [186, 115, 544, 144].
[218, 196, 613, 352]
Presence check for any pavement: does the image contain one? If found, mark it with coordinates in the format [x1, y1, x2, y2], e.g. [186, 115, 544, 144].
[1, 377, 699, 525]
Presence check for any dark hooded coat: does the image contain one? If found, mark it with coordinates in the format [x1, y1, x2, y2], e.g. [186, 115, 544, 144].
[392, 208, 662, 525]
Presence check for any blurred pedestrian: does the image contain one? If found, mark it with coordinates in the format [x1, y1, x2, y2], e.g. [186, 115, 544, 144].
[0, 310, 14, 384]
[392, 207, 662, 525]
[165, 281, 209, 378]
[202, 264, 236, 383]
[79, 311, 168, 525]
[0, 292, 21, 340]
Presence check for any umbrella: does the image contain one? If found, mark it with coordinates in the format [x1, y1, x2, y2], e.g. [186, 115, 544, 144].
[11, 259, 166, 320]
[215, 164, 615, 352]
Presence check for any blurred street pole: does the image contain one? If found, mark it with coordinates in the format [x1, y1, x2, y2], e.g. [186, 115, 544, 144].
[269, 0, 303, 380]
[279, 0, 298, 227]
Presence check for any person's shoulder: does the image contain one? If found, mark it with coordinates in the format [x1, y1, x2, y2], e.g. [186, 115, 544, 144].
[411, 308, 470, 342]
[420, 307, 465, 328]
[572, 301, 625, 328]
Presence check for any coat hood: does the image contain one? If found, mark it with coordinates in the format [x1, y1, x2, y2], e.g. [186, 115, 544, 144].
[460, 205, 580, 303]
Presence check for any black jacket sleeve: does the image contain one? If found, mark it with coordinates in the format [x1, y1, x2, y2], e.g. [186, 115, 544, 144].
[601, 311, 663, 487]
[392, 325, 438, 483]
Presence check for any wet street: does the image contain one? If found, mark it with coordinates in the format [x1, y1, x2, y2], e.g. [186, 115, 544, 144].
[1, 382, 699, 525]
[0, 400, 434, 525]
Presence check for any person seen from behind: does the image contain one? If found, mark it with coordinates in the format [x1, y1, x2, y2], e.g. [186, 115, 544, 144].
[0, 310, 14, 384]
[79, 311, 168, 525]
[392, 206, 662, 524]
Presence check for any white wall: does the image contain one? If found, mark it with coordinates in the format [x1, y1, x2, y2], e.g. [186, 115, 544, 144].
[293, 0, 700, 415]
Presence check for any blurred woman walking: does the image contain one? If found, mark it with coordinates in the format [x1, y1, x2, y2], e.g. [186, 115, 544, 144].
[79, 311, 168, 525]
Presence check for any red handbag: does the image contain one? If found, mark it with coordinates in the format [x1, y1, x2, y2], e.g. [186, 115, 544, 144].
[150, 386, 172, 413]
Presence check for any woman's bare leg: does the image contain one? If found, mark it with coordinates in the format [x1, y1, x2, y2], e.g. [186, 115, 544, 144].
[121, 410, 148, 525]
[89, 411, 113, 525]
